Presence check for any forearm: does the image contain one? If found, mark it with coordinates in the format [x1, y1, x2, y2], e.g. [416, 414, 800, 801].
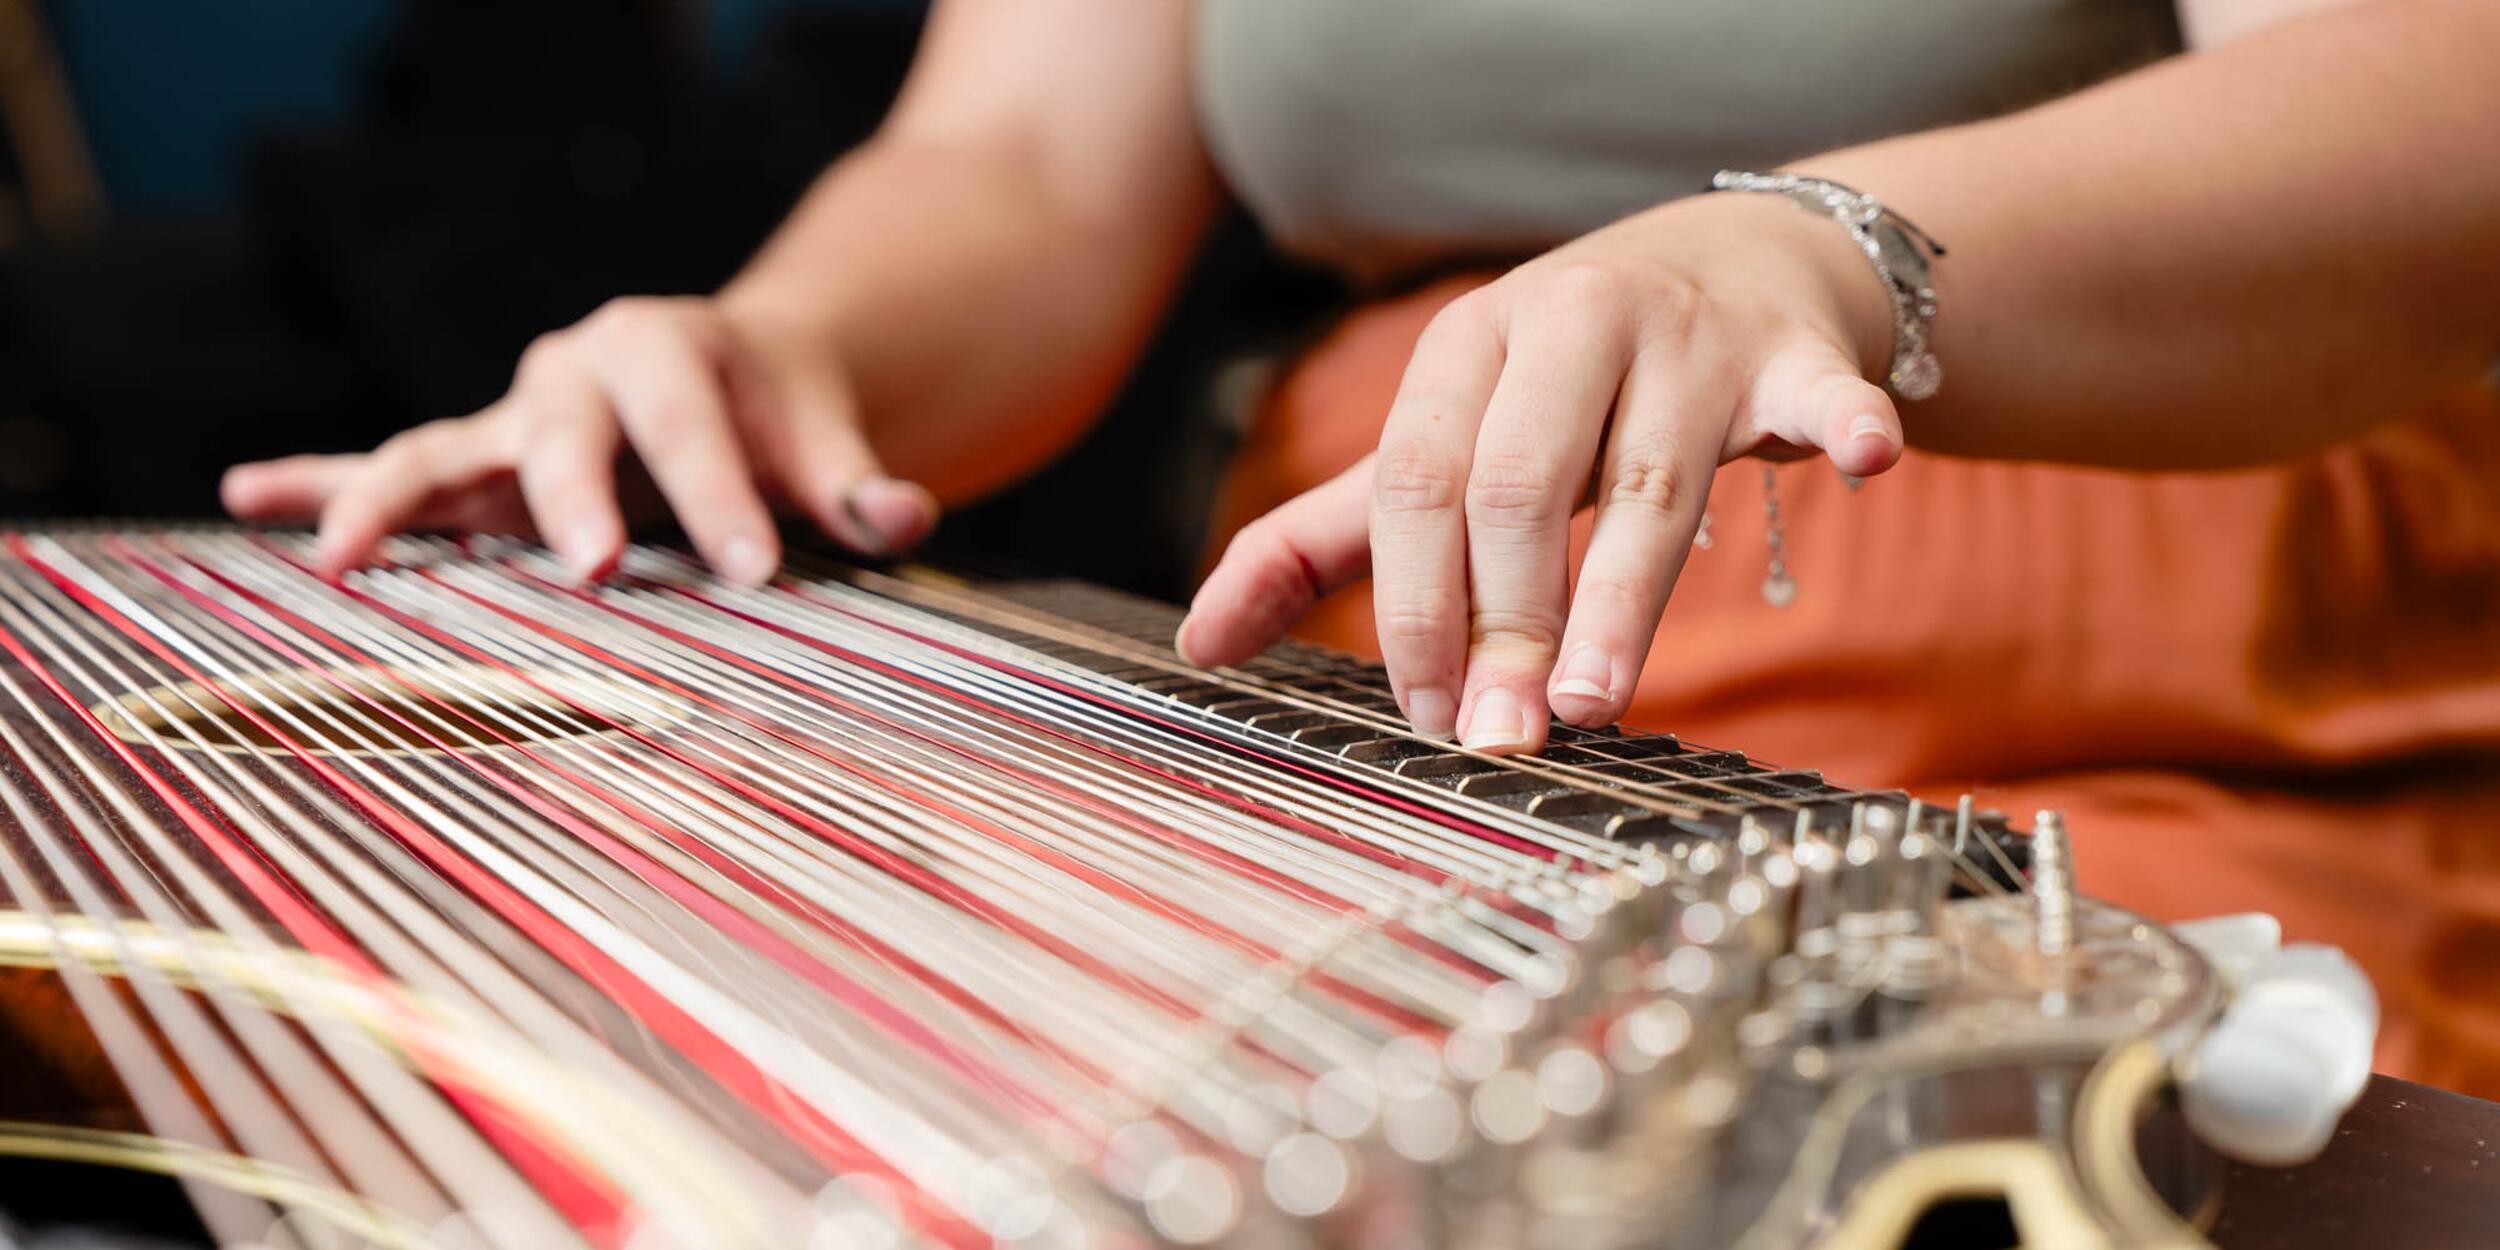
[1805, 0, 2500, 469]
[723, 138, 1218, 501]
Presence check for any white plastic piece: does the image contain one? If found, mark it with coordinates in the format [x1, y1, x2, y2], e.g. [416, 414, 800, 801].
[2181, 935, 2378, 1168]
[2170, 912, 2283, 982]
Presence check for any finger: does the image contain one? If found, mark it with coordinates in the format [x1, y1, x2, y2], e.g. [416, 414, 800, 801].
[221, 455, 364, 521]
[735, 358, 935, 555]
[510, 386, 629, 583]
[314, 420, 507, 574]
[1547, 349, 1728, 727]
[1177, 457, 1374, 668]
[436, 481, 537, 537]
[1753, 338, 1902, 479]
[599, 321, 781, 586]
[1370, 297, 1506, 739]
[846, 477, 940, 553]
[1453, 283, 1635, 754]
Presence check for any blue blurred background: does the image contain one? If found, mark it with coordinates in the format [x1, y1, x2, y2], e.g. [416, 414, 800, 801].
[53, 0, 899, 217]
[0, 0, 937, 526]
[0, 0, 1331, 617]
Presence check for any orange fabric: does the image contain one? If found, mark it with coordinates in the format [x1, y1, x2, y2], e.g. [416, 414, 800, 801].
[1209, 274, 2500, 1093]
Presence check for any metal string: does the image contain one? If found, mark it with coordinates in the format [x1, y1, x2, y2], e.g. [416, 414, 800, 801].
[3, 538, 795, 1248]
[0, 527, 1991, 1249]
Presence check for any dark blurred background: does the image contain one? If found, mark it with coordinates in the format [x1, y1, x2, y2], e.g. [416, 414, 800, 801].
[0, 0, 1339, 598]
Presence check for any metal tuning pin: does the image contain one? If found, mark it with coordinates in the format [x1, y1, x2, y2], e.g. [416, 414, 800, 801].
[1787, 813, 1840, 972]
[1883, 801, 1941, 939]
[2026, 809, 2079, 1020]
[2029, 810, 2075, 960]
[1733, 815, 1777, 876]
[1837, 805, 1904, 955]
[1877, 834, 1945, 999]
[1725, 815, 1795, 969]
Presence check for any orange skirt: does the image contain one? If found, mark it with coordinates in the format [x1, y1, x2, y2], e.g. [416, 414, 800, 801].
[1207, 275, 2500, 1095]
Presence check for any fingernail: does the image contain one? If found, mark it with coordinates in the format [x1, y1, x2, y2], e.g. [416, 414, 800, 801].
[1404, 687, 1457, 740]
[314, 533, 353, 575]
[1172, 614, 1204, 664]
[1460, 688, 1532, 752]
[838, 494, 891, 556]
[719, 536, 776, 586]
[1846, 414, 1892, 444]
[847, 478, 939, 554]
[562, 521, 611, 584]
[1551, 645, 1614, 703]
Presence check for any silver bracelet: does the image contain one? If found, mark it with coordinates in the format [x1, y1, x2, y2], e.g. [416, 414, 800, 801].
[1707, 170, 1947, 400]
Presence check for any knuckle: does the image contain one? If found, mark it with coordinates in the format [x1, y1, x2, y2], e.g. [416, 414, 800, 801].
[506, 398, 570, 439]
[1372, 442, 1465, 515]
[1375, 600, 1452, 648]
[1465, 451, 1565, 526]
[1634, 277, 1710, 345]
[1470, 615, 1560, 656]
[1538, 262, 1631, 316]
[598, 294, 668, 322]
[671, 304, 731, 352]
[586, 296, 701, 344]
[1421, 292, 1496, 343]
[1603, 444, 1686, 519]
[371, 429, 433, 471]
[581, 299, 645, 337]
[638, 403, 709, 441]
[515, 333, 574, 381]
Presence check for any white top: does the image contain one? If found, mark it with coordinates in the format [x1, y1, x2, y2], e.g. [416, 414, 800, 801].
[1194, 0, 2181, 281]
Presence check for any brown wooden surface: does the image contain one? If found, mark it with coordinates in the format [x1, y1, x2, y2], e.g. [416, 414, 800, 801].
[2212, 1076, 2500, 1249]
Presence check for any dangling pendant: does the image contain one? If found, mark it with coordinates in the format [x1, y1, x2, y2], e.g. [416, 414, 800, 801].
[1762, 566, 1798, 608]
[1760, 465, 1797, 608]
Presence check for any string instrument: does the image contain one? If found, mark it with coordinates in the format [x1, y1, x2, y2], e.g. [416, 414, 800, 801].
[0, 526, 2366, 1249]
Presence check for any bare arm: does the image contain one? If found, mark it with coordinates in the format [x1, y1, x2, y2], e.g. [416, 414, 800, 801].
[726, 0, 1221, 500]
[225, 0, 1218, 580]
[1812, 0, 2500, 467]
[1187, 0, 2500, 758]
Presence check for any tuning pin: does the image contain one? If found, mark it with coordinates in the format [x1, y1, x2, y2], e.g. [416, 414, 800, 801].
[1838, 805, 1899, 949]
[1723, 866, 1794, 970]
[1734, 815, 1775, 872]
[2029, 810, 2075, 959]
[1788, 818, 1839, 964]
[1889, 830, 1950, 940]
[1878, 832, 1954, 997]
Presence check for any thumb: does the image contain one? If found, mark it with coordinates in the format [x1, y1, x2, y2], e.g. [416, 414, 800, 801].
[733, 350, 937, 556]
[1757, 337, 1904, 479]
[1177, 456, 1375, 668]
[788, 411, 936, 555]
